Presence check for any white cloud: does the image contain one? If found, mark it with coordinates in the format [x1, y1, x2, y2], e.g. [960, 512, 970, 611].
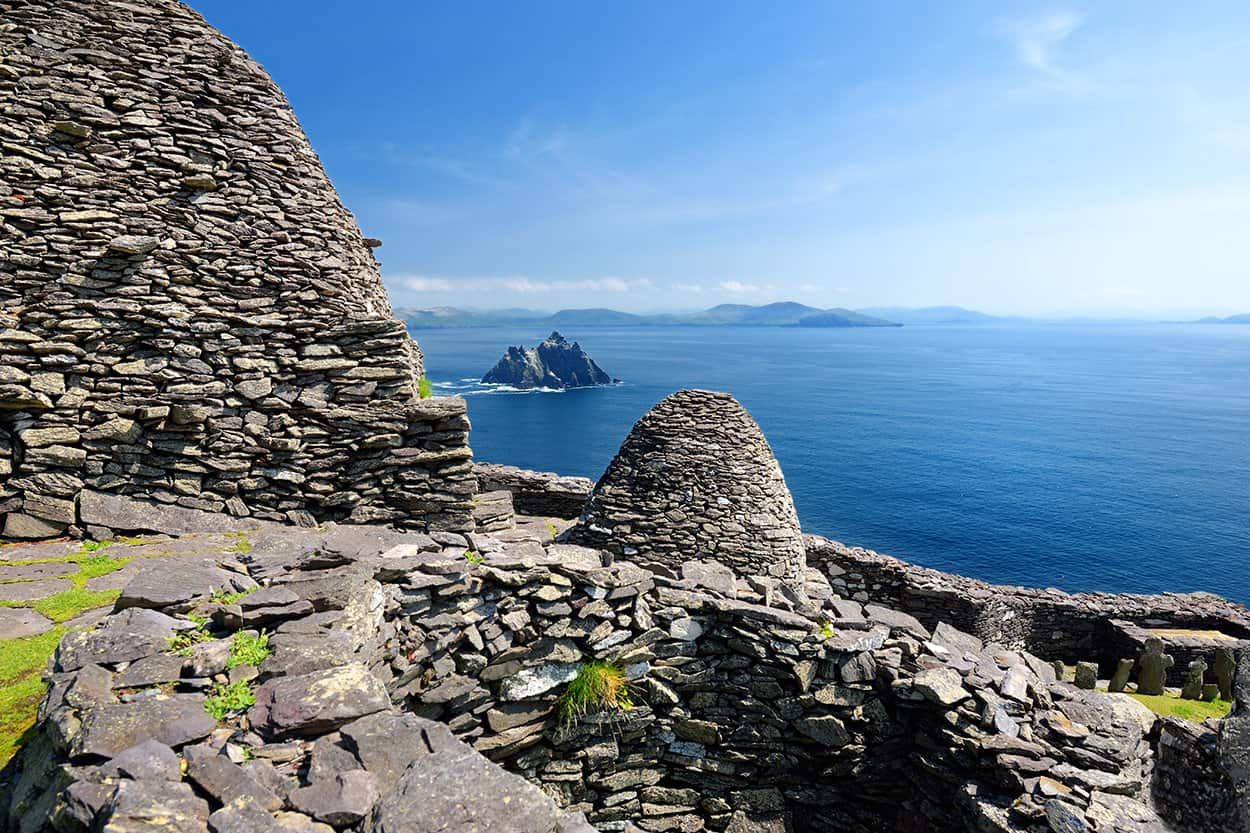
[392, 273, 653, 296]
[402, 276, 454, 292]
[502, 277, 653, 294]
[1003, 11, 1083, 72]
[719, 280, 763, 295]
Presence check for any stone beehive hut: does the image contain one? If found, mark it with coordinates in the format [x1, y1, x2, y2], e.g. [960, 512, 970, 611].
[0, 0, 474, 536]
[567, 389, 806, 582]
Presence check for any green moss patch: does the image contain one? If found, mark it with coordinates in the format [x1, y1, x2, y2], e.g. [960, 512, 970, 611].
[27, 588, 121, 623]
[0, 627, 65, 766]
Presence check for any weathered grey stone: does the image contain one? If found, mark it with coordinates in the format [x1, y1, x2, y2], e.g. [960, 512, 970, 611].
[1074, 661, 1098, 690]
[72, 695, 216, 759]
[1181, 658, 1207, 700]
[367, 738, 572, 833]
[100, 739, 181, 782]
[911, 667, 971, 706]
[795, 715, 850, 748]
[249, 663, 390, 738]
[101, 780, 210, 833]
[1136, 636, 1174, 696]
[1215, 647, 1237, 701]
[289, 770, 378, 827]
[1109, 658, 1134, 693]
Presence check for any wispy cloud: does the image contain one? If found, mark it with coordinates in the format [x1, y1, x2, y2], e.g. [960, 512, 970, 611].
[403, 276, 454, 292]
[719, 280, 770, 295]
[393, 274, 653, 295]
[1002, 11, 1083, 73]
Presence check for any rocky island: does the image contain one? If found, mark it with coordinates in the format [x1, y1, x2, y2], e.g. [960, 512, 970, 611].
[1, 3, 1249, 833]
[482, 331, 618, 389]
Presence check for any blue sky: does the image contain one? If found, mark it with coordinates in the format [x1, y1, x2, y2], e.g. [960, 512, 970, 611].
[195, 2, 1250, 317]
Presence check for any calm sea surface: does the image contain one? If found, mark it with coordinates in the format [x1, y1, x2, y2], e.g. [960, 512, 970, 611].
[413, 324, 1250, 603]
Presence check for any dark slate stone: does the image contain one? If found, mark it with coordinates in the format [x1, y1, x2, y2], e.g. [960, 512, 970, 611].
[340, 712, 436, 793]
[55, 608, 182, 671]
[99, 779, 210, 833]
[249, 663, 390, 738]
[288, 770, 378, 827]
[72, 695, 216, 759]
[100, 739, 181, 782]
[367, 738, 571, 833]
[117, 559, 255, 611]
[208, 796, 286, 833]
[80, 490, 254, 537]
[184, 744, 282, 812]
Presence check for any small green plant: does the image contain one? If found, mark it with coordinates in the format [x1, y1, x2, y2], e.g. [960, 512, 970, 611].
[210, 585, 256, 605]
[226, 630, 270, 670]
[203, 680, 256, 720]
[225, 531, 252, 554]
[168, 618, 212, 656]
[556, 662, 633, 730]
[418, 376, 433, 399]
[464, 549, 484, 565]
[80, 540, 112, 554]
[819, 622, 837, 640]
[546, 522, 559, 539]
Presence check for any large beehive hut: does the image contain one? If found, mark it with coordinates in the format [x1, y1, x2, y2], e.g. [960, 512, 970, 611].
[0, 0, 474, 537]
[567, 389, 807, 582]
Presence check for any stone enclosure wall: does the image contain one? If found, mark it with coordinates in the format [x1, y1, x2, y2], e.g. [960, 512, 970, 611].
[0, 0, 474, 538]
[808, 536, 1250, 686]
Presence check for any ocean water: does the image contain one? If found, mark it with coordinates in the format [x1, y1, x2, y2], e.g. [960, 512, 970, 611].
[413, 324, 1250, 603]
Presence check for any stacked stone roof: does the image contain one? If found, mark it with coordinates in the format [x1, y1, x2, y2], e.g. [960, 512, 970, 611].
[567, 389, 807, 584]
[0, 0, 473, 536]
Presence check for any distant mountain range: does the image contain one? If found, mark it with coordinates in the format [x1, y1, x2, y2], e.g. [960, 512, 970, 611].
[397, 303, 1250, 329]
[399, 302, 902, 329]
[1194, 314, 1250, 324]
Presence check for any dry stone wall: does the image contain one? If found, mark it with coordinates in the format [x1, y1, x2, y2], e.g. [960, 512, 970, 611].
[808, 535, 1250, 685]
[0, 0, 474, 537]
[566, 390, 806, 584]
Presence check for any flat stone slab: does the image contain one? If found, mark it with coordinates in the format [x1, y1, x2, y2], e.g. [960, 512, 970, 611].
[80, 490, 263, 537]
[0, 606, 54, 638]
[249, 663, 390, 738]
[72, 695, 217, 759]
[117, 558, 253, 611]
[0, 577, 73, 601]
[369, 736, 577, 833]
[0, 541, 80, 562]
[0, 560, 78, 581]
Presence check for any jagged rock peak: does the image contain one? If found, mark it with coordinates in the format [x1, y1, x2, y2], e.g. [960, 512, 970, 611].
[566, 389, 806, 583]
[481, 332, 617, 389]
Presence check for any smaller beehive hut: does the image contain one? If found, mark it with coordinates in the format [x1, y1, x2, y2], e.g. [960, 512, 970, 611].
[568, 389, 806, 583]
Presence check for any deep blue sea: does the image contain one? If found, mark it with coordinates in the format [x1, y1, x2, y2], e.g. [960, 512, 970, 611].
[413, 324, 1250, 603]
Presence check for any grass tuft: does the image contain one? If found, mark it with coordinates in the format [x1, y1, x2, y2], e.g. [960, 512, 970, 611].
[418, 375, 433, 399]
[556, 661, 633, 730]
[210, 585, 256, 605]
[226, 630, 270, 669]
[168, 619, 212, 656]
[80, 540, 112, 554]
[464, 549, 484, 565]
[204, 680, 256, 720]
